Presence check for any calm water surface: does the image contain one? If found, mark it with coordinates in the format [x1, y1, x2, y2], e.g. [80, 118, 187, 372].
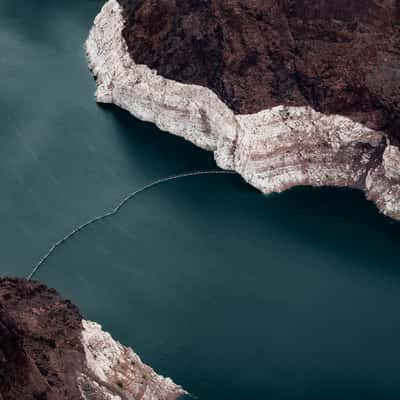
[1, 1, 400, 399]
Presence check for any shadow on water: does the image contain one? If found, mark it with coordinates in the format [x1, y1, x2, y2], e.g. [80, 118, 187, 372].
[35, 103, 400, 400]
[103, 102, 400, 279]
[98, 103, 218, 173]
[0, 0, 221, 276]
[36, 136, 400, 399]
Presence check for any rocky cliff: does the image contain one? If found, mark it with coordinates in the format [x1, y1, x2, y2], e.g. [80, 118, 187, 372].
[0, 278, 185, 400]
[86, 0, 400, 219]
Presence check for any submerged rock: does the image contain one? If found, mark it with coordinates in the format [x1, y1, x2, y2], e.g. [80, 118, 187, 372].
[0, 278, 185, 400]
[86, 0, 400, 219]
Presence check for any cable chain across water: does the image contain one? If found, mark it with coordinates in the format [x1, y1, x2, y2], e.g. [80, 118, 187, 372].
[27, 170, 236, 280]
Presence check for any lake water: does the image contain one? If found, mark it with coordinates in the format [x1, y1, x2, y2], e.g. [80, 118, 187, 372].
[1, 1, 400, 399]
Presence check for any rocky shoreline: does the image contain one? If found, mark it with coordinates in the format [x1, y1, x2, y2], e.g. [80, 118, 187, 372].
[86, 0, 400, 220]
[0, 278, 186, 400]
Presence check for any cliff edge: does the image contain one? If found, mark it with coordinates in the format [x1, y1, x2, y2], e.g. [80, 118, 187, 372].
[86, 0, 400, 219]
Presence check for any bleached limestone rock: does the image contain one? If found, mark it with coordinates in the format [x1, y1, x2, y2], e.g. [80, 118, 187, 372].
[383, 144, 400, 181]
[86, 0, 400, 220]
[79, 320, 186, 400]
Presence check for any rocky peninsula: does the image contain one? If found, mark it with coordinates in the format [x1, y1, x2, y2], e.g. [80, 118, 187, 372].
[0, 278, 185, 400]
[86, 0, 400, 219]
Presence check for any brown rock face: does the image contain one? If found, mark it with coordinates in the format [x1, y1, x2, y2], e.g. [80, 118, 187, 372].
[0, 278, 186, 400]
[119, 0, 399, 142]
[0, 278, 85, 400]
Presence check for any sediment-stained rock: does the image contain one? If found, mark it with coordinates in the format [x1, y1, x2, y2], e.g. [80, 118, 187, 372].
[0, 278, 185, 400]
[86, 0, 400, 220]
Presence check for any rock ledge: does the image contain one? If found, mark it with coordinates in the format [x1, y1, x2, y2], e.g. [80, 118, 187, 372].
[86, 0, 400, 220]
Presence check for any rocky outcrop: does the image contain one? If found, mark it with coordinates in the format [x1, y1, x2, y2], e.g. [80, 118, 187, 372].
[0, 278, 185, 400]
[86, 0, 400, 220]
[80, 321, 185, 400]
[119, 0, 400, 141]
[0, 278, 85, 400]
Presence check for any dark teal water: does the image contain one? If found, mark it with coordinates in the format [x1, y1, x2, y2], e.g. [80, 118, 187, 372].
[1, 1, 400, 399]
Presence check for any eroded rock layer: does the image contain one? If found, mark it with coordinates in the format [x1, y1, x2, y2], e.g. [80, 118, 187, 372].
[86, 0, 400, 220]
[0, 278, 185, 400]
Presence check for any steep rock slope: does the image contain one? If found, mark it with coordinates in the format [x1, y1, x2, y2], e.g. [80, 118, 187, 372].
[0, 278, 185, 400]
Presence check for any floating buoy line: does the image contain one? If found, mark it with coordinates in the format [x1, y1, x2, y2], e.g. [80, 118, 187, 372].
[27, 170, 236, 280]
